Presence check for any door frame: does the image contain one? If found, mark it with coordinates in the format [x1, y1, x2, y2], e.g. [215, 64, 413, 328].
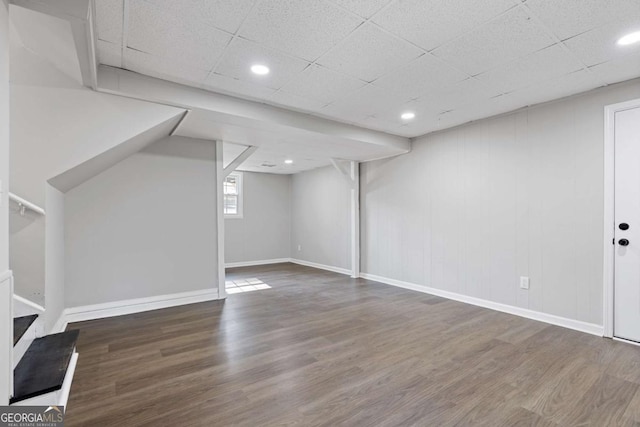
[603, 98, 640, 338]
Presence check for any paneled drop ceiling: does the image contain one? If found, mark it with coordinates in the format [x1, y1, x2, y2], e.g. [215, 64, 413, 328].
[95, 0, 640, 138]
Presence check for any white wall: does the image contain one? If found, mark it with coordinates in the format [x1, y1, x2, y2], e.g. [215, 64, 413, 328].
[361, 79, 640, 327]
[0, 0, 11, 406]
[9, 210, 44, 304]
[64, 137, 219, 307]
[10, 40, 184, 207]
[44, 184, 64, 333]
[291, 166, 351, 270]
[225, 172, 291, 264]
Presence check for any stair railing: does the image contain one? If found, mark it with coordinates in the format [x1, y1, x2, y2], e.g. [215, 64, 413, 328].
[8, 193, 45, 216]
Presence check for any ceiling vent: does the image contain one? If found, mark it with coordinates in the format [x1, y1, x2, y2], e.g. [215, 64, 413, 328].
[261, 162, 276, 167]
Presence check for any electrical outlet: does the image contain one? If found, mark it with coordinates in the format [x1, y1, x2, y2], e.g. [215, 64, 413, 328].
[297, 245, 301, 251]
[520, 276, 530, 290]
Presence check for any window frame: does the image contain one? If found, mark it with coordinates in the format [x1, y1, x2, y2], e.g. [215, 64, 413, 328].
[223, 171, 243, 219]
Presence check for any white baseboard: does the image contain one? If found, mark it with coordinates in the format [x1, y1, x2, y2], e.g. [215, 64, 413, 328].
[290, 258, 351, 276]
[225, 258, 290, 268]
[53, 288, 221, 332]
[360, 273, 604, 337]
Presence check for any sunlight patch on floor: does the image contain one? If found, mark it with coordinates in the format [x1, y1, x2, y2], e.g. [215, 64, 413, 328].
[225, 278, 272, 294]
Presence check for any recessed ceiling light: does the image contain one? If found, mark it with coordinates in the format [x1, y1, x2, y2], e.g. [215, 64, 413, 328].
[284, 159, 293, 164]
[618, 31, 640, 46]
[401, 112, 416, 120]
[251, 64, 270, 75]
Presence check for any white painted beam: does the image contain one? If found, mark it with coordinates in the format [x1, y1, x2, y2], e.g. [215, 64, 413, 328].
[215, 140, 226, 300]
[350, 161, 360, 279]
[224, 146, 258, 178]
[330, 158, 356, 189]
[97, 66, 411, 155]
[12, 0, 98, 88]
[331, 158, 360, 278]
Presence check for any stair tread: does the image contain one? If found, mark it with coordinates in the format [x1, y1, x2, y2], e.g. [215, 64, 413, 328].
[13, 314, 38, 346]
[10, 330, 80, 404]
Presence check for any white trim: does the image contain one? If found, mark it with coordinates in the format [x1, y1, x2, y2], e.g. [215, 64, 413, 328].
[57, 352, 78, 409]
[350, 161, 360, 279]
[360, 273, 604, 337]
[290, 258, 351, 276]
[53, 288, 220, 332]
[225, 258, 290, 268]
[216, 141, 227, 299]
[1, 271, 14, 400]
[52, 314, 68, 335]
[603, 98, 640, 338]
[224, 146, 258, 178]
[613, 337, 640, 347]
[12, 294, 45, 313]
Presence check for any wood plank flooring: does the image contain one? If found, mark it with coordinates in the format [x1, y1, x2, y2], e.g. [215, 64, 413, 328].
[66, 263, 640, 426]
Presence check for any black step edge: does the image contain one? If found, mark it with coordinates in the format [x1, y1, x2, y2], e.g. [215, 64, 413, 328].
[10, 330, 80, 404]
[13, 314, 39, 346]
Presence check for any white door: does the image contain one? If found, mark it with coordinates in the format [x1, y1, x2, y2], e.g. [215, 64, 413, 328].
[614, 105, 640, 342]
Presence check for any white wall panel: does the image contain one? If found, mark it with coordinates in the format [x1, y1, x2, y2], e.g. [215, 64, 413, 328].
[291, 166, 350, 270]
[361, 79, 640, 326]
[225, 172, 291, 264]
[64, 138, 218, 307]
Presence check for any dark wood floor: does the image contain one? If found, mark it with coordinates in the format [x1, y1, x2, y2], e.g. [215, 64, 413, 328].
[66, 263, 640, 426]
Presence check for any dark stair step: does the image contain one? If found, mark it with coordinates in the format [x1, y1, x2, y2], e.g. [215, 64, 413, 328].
[10, 330, 80, 404]
[13, 314, 38, 346]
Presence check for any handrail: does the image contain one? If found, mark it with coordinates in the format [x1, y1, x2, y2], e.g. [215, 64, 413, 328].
[8, 192, 46, 216]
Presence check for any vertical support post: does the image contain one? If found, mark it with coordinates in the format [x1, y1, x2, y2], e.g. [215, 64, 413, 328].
[351, 161, 360, 279]
[215, 140, 226, 299]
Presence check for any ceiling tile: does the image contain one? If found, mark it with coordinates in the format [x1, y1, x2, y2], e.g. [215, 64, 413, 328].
[371, 97, 442, 124]
[128, 0, 232, 70]
[279, 64, 366, 105]
[97, 40, 122, 68]
[432, 7, 555, 76]
[354, 115, 409, 134]
[268, 90, 327, 112]
[418, 78, 498, 111]
[372, 53, 469, 100]
[136, 0, 257, 34]
[508, 69, 602, 107]
[589, 53, 640, 85]
[124, 48, 211, 86]
[564, 18, 640, 66]
[319, 83, 410, 124]
[455, 93, 528, 122]
[203, 72, 277, 101]
[95, 0, 123, 44]
[238, 0, 363, 62]
[523, 0, 640, 41]
[330, 0, 392, 18]
[475, 44, 583, 94]
[214, 37, 310, 90]
[372, 0, 516, 51]
[317, 23, 423, 82]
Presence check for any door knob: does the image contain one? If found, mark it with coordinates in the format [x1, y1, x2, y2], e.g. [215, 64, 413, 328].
[620, 223, 630, 230]
[619, 239, 630, 246]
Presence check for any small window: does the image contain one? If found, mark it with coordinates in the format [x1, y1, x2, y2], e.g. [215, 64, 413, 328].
[224, 172, 243, 218]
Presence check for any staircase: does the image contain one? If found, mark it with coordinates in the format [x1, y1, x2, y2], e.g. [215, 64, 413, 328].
[10, 296, 79, 407]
